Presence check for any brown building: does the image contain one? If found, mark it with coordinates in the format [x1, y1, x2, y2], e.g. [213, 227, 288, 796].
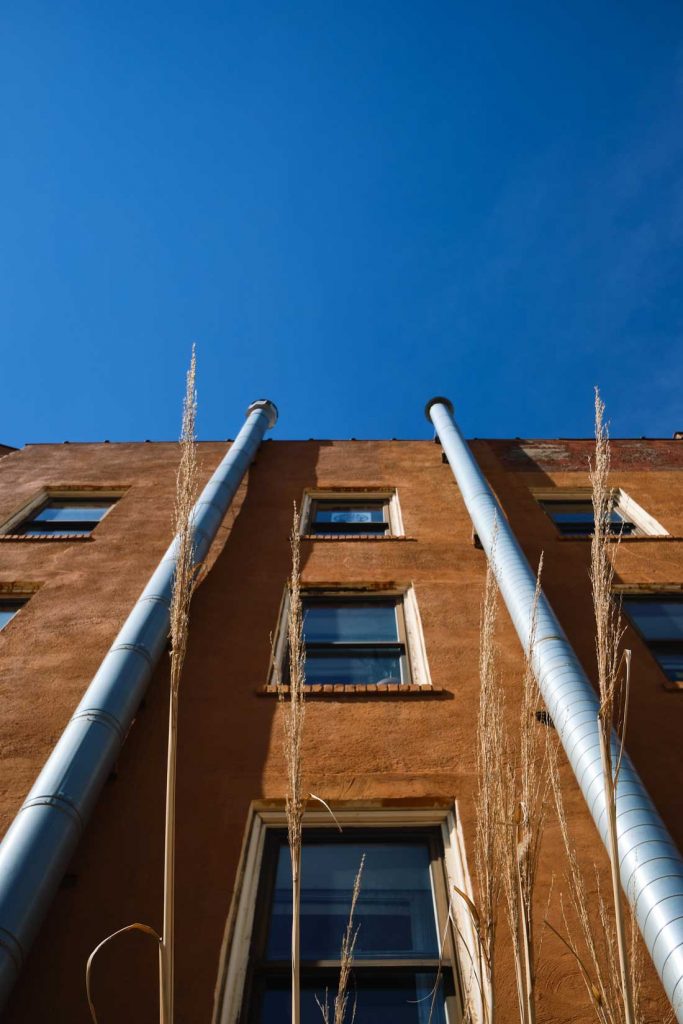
[0, 413, 681, 1023]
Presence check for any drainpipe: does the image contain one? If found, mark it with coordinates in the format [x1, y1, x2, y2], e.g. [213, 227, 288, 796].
[426, 397, 683, 1021]
[0, 399, 278, 1008]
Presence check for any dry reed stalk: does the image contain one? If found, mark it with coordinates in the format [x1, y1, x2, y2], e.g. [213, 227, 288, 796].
[590, 388, 634, 1024]
[316, 856, 365, 1024]
[278, 504, 307, 1024]
[160, 346, 200, 1024]
[547, 737, 616, 1024]
[85, 348, 199, 1024]
[547, 726, 651, 1024]
[451, 533, 506, 1024]
[472, 549, 505, 1024]
[542, 390, 650, 1024]
[86, 923, 162, 1024]
[502, 558, 549, 1024]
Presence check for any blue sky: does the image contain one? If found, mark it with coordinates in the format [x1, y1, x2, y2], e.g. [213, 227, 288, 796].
[2, 1, 682, 445]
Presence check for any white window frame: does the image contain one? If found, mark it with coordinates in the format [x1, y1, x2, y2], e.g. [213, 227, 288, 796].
[300, 489, 404, 537]
[267, 584, 432, 688]
[0, 488, 126, 536]
[531, 487, 668, 537]
[215, 803, 482, 1024]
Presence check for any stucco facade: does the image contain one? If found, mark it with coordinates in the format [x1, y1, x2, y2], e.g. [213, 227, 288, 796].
[0, 435, 680, 1022]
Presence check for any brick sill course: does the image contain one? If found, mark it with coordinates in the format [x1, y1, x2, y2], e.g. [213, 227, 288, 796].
[301, 534, 415, 542]
[557, 535, 680, 543]
[0, 534, 93, 542]
[258, 683, 451, 699]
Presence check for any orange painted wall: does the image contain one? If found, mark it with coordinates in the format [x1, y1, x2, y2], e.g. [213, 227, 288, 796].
[0, 437, 679, 1023]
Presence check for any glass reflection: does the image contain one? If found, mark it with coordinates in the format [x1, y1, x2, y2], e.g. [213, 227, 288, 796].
[624, 599, 683, 641]
[305, 652, 402, 685]
[267, 842, 438, 960]
[258, 973, 448, 1024]
[302, 603, 398, 644]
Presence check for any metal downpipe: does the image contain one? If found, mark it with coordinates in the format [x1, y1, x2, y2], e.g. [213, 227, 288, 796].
[426, 396, 683, 1021]
[0, 399, 278, 1008]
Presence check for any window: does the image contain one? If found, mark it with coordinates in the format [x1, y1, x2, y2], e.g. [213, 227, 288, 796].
[13, 497, 117, 537]
[309, 499, 389, 536]
[301, 491, 404, 538]
[271, 588, 431, 689]
[0, 598, 25, 632]
[534, 489, 666, 538]
[243, 829, 459, 1023]
[539, 498, 635, 537]
[296, 596, 408, 686]
[623, 594, 683, 686]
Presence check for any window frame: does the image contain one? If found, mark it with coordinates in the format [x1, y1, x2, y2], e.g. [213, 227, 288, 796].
[300, 490, 404, 539]
[244, 827, 459, 1022]
[268, 586, 432, 689]
[618, 590, 683, 689]
[299, 593, 410, 686]
[215, 805, 474, 1024]
[531, 488, 667, 539]
[308, 498, 390, 536]
[1, 489, 125, 538]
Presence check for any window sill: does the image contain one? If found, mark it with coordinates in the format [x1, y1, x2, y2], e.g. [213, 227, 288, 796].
[0, 534, 94, 542]
[258, 683, 451, 698]
[556, 534, 675, 542]
[301, 534, 415, 542]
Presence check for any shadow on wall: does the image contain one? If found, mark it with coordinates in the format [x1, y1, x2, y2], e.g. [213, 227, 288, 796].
[3, 440, 322, 1024]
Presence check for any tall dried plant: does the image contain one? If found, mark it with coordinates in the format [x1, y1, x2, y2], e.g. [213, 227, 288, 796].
[466, 550, 505, 1023]
[547, 736, 621, 1023]
[278, 504, 307, 1024]
[590, 388, 634, 1024]
[546, 731, 647, 1024]
[543, 389, 652, 1024]
[502, 558, 549, 1024]
[316, 856, 365, 1024]
[86, 348, 199, 1024]
[450, 531, 509, 1024]
[160, 346, 200, 1023]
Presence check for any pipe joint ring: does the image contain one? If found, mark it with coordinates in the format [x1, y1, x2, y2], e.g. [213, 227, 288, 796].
[71, 707, 124, 740]
[21, 794, 84, 830]
[109, 642, 155, 667]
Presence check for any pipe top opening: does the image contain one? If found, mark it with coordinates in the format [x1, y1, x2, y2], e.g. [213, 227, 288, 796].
[246, 400, 278, 429]
[424, 396, 454, 421]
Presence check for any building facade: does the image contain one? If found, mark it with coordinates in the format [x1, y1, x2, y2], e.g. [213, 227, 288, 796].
[0, 421, 681, 1022]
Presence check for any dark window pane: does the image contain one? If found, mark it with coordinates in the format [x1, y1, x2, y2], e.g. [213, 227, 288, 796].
[302, 603, 398, 644]
[547, 508, 594, 524]
[0, 603, 22, 631]
[624, 599, 683, 641]
[33, 502, 114, 523]
[651, 648, 683, 682]
[315, 507, 385, 525]
[305, 652, 402, 685]
[16, 499, 117, 536]
[541, 501, 632, 536]
[20, 522, 94, 536]
[258, 973, 449, 1024]
[267, 842, 438, 960]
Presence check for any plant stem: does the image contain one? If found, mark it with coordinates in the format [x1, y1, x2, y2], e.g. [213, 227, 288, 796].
[160, 684, 178, 1024]
[514, 824, 531, 1024]
[291, 846, 301, 1024]
[599, 725, 635, 1024]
